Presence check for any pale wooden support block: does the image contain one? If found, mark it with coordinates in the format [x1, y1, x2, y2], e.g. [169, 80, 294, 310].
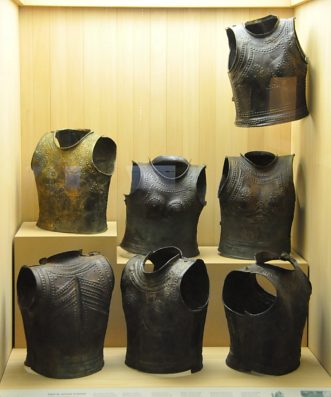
[14, 221, 119, 348]
[118, 247, 309, 347]
[1, 348, 330, 390]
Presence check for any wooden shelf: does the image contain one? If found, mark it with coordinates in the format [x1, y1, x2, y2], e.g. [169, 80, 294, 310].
[12, 0, 311, 8]
[1, 348, 330, 389]
[118, 246, 308, 266]
[16, 221, 117, 238]
[14, 235, 310, 349]
[118, 248, 309, 346]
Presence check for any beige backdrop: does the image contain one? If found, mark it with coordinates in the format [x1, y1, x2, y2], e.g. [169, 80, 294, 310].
[20, 6, 293, 246]
[292, 0, 331, 375]
[0, 0, 21, 378]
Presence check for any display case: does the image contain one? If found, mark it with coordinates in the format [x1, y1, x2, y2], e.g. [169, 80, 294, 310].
[1, 0, 331, 393]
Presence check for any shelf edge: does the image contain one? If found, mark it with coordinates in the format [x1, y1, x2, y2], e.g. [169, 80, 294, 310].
[13, 0, 295, 8]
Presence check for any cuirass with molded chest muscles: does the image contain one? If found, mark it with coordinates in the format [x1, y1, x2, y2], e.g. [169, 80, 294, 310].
[227, 15, 308, 127]
[223, 252, 311, 375]
[218, 151, 295, 259]
[121, 247, 209, 374]
[17, 250, 114, 379]
[120, 156, 206, 257]
[32, 129, 116, 234]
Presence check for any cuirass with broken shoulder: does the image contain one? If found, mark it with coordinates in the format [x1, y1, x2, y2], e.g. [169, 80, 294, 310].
[223, 252, 311, 375]
[120, 157, 206, 257]
[121, 247, 209, 374]
[31, 129, 116, 234]
[218, 152, 295, 259]
[17, 251, 114, 379]
[227, 15, 308, 127]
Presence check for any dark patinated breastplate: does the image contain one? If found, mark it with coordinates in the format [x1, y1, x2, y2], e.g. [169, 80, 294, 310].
[32, 129, 116, 234]
[218, 151, 295, 259]
[222, 252, 311, 375]
[121, 246, 209, 373]
[120, 156, 206, 257]
[227, 15, 308, 127]
[17, 250, 114, 379]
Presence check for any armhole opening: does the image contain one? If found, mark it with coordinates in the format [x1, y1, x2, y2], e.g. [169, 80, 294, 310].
[17, 267, 38, 309]
[226, 28, 237, 71]
[223, 271, 277, 316]
[180, 260, 209, 310]
[218, 157, 229, 197]
[282, 154, 295, 186]
[289, 154, 295, 180]
[146, 247, 181, 272]
[292, 18, 308, 64]
[196, 167, 207, 206]
[31, 133, 47, 173]
[92, 137, 117, 176]
[125, 162, 141, 197]
[31, 153, 40, 176]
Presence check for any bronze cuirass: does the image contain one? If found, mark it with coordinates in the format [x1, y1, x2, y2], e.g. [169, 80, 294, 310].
[223, 252, 311, 375]
[227, 15, 308, 127]
[121, 247, 209, 373]
[218, 151, 295, 260]
[120, 156, 206, 257]
[31, 129, 116, 234]
[17, 250, 114, 379]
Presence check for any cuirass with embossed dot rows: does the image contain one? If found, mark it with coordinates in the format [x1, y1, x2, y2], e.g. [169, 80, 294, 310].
[227, 16, 308, 127]
[121, 247, 209, 374]
[121, 158, 206, 257]
[218, 153, 295, 259]
[17, 251, 114, 379]
[31, 129, 116, 234]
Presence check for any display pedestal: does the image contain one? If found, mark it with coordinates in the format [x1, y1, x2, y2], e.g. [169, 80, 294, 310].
[14, 221, 118, 348]
[1, 348, 331, 390]
[118, 247, 309, 347]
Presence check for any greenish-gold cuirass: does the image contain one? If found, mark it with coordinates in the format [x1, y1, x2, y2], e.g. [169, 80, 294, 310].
[32, 129, 116, 234]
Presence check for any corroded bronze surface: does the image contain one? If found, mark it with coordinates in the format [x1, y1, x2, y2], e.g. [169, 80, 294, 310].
[17, 250, 114, 379]
[32, 129, 116, 234]
[121, 246, 209, 374]
[218, 151, 295, 259]
[222, 252, 312, 375]
[120, 156, 206, 257]
[227, 15, 308, 127]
